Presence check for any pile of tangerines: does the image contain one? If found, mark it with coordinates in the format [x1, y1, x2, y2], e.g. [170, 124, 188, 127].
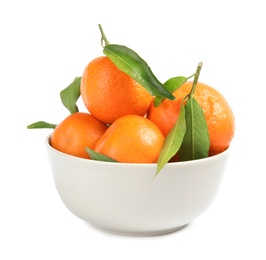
[28, 26, 235, 171]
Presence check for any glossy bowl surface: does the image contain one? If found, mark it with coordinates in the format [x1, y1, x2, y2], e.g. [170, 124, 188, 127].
[45, 135, 230, 236]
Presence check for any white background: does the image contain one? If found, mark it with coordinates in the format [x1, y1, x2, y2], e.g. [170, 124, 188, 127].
[1, 0, 265, 259]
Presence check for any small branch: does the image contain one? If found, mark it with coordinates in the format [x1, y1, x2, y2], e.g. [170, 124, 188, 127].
[189, 62, 203, 98]
[98, 24, 109, 47]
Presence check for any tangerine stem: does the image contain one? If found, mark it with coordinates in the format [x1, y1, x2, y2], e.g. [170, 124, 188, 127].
[188, 62, 203, 98]
[98, 24, 109, 47]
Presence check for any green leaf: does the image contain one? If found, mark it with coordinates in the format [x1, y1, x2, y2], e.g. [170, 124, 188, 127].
[154, 76, 188, 107]
[178, 97, 210, 161]
[60, 77, 81, 114]
[103, 44, 175, 100]
[27, 121, 57, 129]
[156, 104, 186, 176]
[85, 147, 118, 162]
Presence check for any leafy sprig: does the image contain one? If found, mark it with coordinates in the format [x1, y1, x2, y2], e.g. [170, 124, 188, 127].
[156, 62, 210, 175]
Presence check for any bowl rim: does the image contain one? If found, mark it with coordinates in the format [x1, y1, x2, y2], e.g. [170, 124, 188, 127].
[45, 134, 230, 168]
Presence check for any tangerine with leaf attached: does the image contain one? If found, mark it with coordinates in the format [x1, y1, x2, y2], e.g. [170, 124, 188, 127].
[147, 81, 235, 156]
[80, 56, 153, 124]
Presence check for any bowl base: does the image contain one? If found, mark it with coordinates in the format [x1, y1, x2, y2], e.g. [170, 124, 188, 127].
[87, 223, 188, 237]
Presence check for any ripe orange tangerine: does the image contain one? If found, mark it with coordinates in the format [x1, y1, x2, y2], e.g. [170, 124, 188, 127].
[94, 115, 165, 163]
[80, 56, 153, 124]
[147, 81, 235, 156]
[51, 112, 108, 159]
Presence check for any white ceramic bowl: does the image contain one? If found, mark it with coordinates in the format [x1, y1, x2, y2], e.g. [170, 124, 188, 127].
[45, 135, 230, 236]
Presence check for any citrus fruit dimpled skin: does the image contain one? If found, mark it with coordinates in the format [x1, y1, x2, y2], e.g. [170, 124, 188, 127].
[147, 81, 235, 156]
[80, 56, 153, 124]
[94, 115, 165, 163]
[51, 112, 108, 159]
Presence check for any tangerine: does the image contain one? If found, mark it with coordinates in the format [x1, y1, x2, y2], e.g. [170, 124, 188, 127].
[94, 115, 165, 163]
[80, 56, 153, 124]
[51, 112, 108, 159]
[147, 81, 235, 156]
